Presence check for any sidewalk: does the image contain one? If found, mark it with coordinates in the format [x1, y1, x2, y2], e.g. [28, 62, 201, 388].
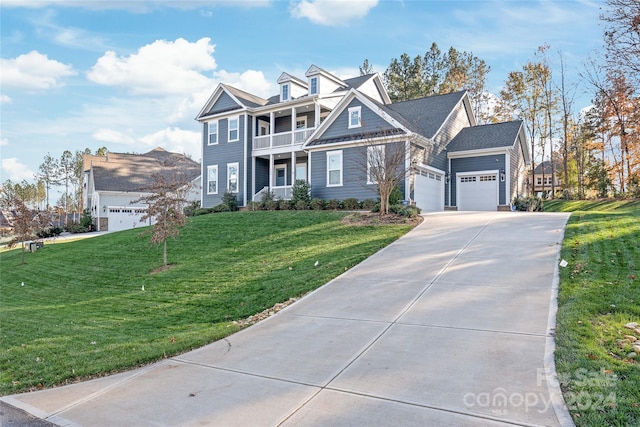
[2, 212, 573, 426]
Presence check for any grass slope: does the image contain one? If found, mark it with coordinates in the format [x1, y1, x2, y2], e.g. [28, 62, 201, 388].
[0, 211, 413, 396]
[545, 200, 640, 426]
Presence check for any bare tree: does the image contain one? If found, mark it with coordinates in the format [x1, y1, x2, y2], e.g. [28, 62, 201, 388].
[133, 160, 194, 268]
[602, 0, 640, 85]
[353, 130, 409, 215]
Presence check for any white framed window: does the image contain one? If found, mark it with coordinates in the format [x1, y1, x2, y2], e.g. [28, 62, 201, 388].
[309, 77, 318, 95]
[367, 145, 384, 184]
[281, 84, 289, 101]
[348, 106, 361, 129]
[208, 120, 218, 145]
[296, 163, 307, 181]
[296, 117, 307, 129]
[326, 151, 343, 187]
[228, 117, 239, 142]
[227, 162, 239, 193]
[207, 165, 218, 194]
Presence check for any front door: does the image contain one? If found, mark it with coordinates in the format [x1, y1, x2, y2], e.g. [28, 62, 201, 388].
[275, 165, 286, 187]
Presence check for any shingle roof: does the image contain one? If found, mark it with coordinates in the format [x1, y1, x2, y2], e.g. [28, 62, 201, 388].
[90, 148, 200, 192]
[307, 128, 406, 147]
[225, 85, 269, 108]
[534, 161, 559, 174]
[342, 74, 374, 90]
[447, 120, 523, 152]
[383, 91, 467, 139]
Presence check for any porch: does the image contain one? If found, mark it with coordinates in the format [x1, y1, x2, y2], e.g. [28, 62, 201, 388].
[252, 151, 309, 201]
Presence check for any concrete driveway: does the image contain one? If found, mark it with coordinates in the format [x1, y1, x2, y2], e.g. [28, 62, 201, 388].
[2, 211, 573, 426]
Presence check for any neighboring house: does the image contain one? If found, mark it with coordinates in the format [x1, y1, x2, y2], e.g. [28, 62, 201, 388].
[532, 161, 562, 195]
[196, 65, 530, 211]
[83, 148, 201, 232]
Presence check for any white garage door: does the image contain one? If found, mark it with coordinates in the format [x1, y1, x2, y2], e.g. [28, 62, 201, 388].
[414, 170, 444, 211]
[107, 207, 147, 232]
[457, 174, 498, 211]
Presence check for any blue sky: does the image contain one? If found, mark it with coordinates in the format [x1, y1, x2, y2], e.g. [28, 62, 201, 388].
[1, 0, 604, 188]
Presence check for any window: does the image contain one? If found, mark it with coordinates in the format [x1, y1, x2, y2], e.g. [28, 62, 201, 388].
[537, 177, 542, 185]
[348, 106, 361, 129]
[367, 145, 384, 184]
[296, 163, 307, 181]
[227, 162, 239, 193]
[327, 151, 343, 186]
[228, 117, 239, 142]
[460, 176, 477, 183]
[296, 117, 307, 129]
[207, 165, 218, 194]
[281, 84, 289, 101]
[310, 77, 318, 95]
[479, 175, 496, 182]
[208, 121, 218, 145]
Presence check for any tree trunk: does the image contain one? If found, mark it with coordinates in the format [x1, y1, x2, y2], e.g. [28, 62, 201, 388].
[163, 239, 168, 267]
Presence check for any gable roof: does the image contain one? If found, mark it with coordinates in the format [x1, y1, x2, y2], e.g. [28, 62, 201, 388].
[384, 91, 468, 140]
[224, 85, 269, 109]
[447, 120, 524, 152]
[88, 148, 200, 193]
[534, 160, 560, 174]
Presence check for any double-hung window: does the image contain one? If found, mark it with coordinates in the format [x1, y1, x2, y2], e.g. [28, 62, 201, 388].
[208, 121, 218, 145]
[348, 106, 361, 128]
[326, 151, 343, 187]
[281, 84, 289, 101]
[207, 165, 218, 194]
[227, 162, 239, 193]
[310, 77, 318, 95]
[367, 145, 384, 184]
[228, 117, 239, 142]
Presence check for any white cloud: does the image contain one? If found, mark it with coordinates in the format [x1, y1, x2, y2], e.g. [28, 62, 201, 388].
[2, 157, 35, 181]
[290, 0, 378, 26]
[92, 128, 137, 145]
[87, 37, 217, 96]
[213, 69, 273, 98]
[1, 94, 12, 104]
[0, 51, 77, 90]
[1, 138, 9, 146]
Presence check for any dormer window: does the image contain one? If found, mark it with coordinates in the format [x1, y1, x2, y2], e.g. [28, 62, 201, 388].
[281, 84, 289, 102]
[348, 106, 362, 129]
[310, 77, 318, 95]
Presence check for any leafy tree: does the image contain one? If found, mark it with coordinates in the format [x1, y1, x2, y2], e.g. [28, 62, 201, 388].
[383, 53, 425, 102]
[38, 153, 59, 210]
[58, 150, 74, 222]
[134, 160, 194, 268]
[3, 195, 49, 265]
[291, 179, 311, 207]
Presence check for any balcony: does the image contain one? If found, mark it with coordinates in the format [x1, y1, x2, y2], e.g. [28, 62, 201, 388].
[254, 128, 315, 150]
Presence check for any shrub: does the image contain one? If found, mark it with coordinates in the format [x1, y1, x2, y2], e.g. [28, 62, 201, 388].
[361, 199, 377, 210]
[277, 199, 292, 210]
[389, 204, 421, 218]
[326, 199, 341, 210]
[245, 201, 261, 211]
[342, 198, 359, 210]
[80, 210, 93, 229]
[183, 201, 201, 217]
[310, 198, 325, 210]
[193, 207, 215, 216]
[66, 223, 89, 234]
[291, 179, 311, 206]
[260, 190, 277, 210]
[388, 185, 403, 206]
[212, 203, 230, 212]
[295, 200, 308, 210]
[512, 196, 543, 212]
[221, 192, 238, 212]
[37, 226, 64, 238]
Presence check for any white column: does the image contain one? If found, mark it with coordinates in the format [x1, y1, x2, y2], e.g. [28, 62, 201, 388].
[269, 154, 274, 188]
[291, 107, 296, 145]
[269, 111, 274, 148]
[251, 156, 256, 201]
[315, 101, 320, 128]
[291, 152, 296, 185]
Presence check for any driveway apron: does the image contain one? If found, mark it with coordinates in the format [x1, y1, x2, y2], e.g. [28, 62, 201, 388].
[2, 211, 572, 427]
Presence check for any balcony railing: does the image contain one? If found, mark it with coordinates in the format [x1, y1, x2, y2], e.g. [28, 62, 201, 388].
[253, 185, 293, 201]
[253, 128, 315, 150]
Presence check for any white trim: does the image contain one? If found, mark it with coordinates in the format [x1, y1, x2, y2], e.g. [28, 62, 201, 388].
[195, 84, 250, 121]
[228, 116, 239, 142]
[243, 113, 248, 206]
[227, 162, 239, 193]
[505, 150, 511, 205]
[309, 76, 318, 95]
[281, 83, 289, 102]
[447, 146, 510, 159]
[348, 106, 362, 129]
[206, 164, 218, 195]
[326, 150, 343, 187]
[295, 116, 307, 129]
[274, 164, 287, 187]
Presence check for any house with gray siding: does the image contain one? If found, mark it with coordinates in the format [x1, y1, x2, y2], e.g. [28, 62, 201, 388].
[196, 65, 530, 211]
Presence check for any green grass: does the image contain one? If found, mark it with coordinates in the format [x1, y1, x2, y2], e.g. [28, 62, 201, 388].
[544, 200, 640, 426]
[0, 211, 413, 396]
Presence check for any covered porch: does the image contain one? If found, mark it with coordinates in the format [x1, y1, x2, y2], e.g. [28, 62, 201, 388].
[252, 151, 309, 201]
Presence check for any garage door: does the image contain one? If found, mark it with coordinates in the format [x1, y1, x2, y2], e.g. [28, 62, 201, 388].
[414, 170, 444, 211]
[107, 207, 148, 232]
[457, 174, 498, 211]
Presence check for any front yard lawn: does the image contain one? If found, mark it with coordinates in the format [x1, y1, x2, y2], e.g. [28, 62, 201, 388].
[0, 211, 414, 396]
[545, 200, 640, 426]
